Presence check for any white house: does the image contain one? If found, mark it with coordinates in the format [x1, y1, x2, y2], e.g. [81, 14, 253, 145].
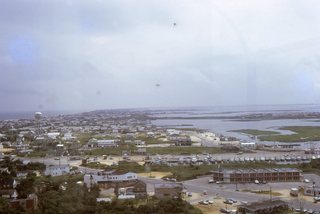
[240, 142, 256, 149]
[44, 164, 70, 176]
[47, 132, 60, 140]
[62, 132, 77, 141]
[88, 139, 118, 148]
[167, 129, 180, 136]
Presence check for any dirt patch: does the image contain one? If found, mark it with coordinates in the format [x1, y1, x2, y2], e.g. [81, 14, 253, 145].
[137, 171, 172, 179]
[195, 199, 237, 214]
[241, 189, 282, 196]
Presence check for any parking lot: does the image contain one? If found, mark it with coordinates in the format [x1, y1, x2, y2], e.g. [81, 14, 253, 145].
[183, 174, 320, 213]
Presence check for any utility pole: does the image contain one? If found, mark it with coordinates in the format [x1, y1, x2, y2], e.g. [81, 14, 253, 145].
[313, 181, 316, 199]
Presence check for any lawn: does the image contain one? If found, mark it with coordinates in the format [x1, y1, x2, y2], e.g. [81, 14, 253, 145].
[146, 147, 223, 155]
[136, 135, 167, 145]
[84, 144, 136, 156]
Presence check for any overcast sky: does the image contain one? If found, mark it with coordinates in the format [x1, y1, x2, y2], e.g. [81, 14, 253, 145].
[1, 0, 320, 112]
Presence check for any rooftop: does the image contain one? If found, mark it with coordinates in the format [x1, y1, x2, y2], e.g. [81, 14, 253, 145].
[238, 199, 288, 212]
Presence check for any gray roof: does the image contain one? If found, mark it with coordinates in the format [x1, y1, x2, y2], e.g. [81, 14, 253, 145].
[238, 199, 288, 212]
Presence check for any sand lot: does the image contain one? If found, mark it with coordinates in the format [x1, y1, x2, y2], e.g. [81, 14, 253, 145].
[137, 171, 172, 179]
[195, 199, 237, 214]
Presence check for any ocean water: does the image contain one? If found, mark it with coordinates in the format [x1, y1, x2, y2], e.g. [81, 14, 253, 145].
[150, 104, 320, 146]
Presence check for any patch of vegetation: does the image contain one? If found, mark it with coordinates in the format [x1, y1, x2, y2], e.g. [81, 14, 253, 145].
[299, 158, 320, 175]
[96, 198, 202, 214]
[82, 162, 108, 170]
[85, 144, 136, 156]
[146, 147, 223, 155]
[175, 127, 205, 132]
[106, 161, 145, 173]
[230, 129, 280, 136]
[136, 135, 166, 145]
[259, 126, 320, 142]
[76, 132, 96, 145]
[242, 189, 282, 196]
[27, 150, 47, 157]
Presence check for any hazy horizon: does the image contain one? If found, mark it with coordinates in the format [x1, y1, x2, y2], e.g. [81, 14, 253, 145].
[1, 0, 320, 111]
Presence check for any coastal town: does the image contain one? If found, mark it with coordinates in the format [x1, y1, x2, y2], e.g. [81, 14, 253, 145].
[0, 110, 320, 214]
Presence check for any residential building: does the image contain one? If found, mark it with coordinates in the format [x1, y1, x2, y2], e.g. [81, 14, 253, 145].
[44, 164, 70, 176]
[87, 139, 118, 148]
[116, 180, 147, 199]
[154, 183, 183, 199]
[84, 171, 147, 198]
[10, 194, 38, 212]
[240, 142, 256, 150]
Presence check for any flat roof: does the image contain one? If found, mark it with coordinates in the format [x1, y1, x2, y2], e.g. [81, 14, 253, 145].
[213, 168, 301, 174]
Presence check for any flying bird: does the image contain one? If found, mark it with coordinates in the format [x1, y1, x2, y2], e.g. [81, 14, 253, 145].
[156, 84, 160, 87]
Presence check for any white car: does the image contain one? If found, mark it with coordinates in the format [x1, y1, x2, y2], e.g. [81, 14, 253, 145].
[314, 196, 320, 202]
[303, 179, 310, 183]
[205, 200, 213, 204]
[199, 201, 209, 205]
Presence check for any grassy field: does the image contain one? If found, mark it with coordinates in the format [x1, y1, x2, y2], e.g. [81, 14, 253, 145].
[146, 147, 223, 155]
[81, 162, 108, 169]
[259, 126, 320, 142]
[299, 158, 320, 175]
[241, 189, 282, 196]
[230, 129, 280, 136]
[136, 135, 167, 145]
[84, 144, 136, 156]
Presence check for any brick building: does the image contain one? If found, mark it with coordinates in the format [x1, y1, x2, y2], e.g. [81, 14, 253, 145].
[212, 168, 301, 183]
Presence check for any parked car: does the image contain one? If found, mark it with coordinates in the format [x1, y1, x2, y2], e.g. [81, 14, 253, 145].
[199, 200, 209, 205]
[223, 200, 233, 205]
[220, 208, 231, 213]
[314, 196, 320, 202]
[227, 198, 237, 203]
[205, 200, 213, 204]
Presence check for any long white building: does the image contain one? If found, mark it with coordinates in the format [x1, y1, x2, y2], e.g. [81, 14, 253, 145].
[84, 171, 137, 188]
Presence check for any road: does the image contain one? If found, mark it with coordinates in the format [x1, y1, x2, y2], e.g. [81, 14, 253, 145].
[183, 175, 320, 211]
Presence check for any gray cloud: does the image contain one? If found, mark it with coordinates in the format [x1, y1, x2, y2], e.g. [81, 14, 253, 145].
[1, 0, 320, 112]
